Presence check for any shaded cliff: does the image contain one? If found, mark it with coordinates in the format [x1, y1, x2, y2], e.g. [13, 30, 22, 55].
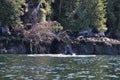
[0, 21, 64, 54]
[72, 37, 120, 55]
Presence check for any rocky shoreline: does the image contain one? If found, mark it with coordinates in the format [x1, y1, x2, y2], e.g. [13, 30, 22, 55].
[0, 21, 120, 55]
[0, 37, 120, 55]
[0, 33, 120, 55]
[72, 37, 120, 55]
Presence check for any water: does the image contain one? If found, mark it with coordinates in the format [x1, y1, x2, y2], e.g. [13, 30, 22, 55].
[0, 54, 120, 80]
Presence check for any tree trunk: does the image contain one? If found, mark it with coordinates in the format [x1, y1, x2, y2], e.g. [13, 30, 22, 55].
[58, 0, 62, 19]
[40, 13, 46, 22]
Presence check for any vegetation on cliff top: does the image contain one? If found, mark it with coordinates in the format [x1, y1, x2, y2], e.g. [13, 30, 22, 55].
[0, 0, 26, 28]
[0, 0, 120, 38]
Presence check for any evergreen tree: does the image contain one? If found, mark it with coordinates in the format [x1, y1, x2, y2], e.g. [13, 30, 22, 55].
[106, 0, 116, 32]
[114, 0, 120, 30]
[52, 0, 107, 32]
[52, 0, 82, 31]
[0, 0, 26, 28]
[90, 0, 107, 32]
[106, 0, 120, 38]
[34, 0, 54, 22]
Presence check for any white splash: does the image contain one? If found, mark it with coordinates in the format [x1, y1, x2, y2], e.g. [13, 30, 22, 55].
[27, 54, 96, 57]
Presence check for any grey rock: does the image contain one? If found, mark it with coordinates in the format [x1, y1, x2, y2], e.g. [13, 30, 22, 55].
[1, 26, 11, 36]
[78, 27, 93, 37]
[0, 48, 7, 53]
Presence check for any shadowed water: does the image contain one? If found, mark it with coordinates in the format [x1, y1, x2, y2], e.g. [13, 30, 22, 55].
[0, 54, 120, 80]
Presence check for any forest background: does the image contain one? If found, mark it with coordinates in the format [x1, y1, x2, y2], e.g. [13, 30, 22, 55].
[0, 0, 120, 39]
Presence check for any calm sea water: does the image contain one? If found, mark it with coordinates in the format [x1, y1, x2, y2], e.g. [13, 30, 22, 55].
[0, 54, 120, 80]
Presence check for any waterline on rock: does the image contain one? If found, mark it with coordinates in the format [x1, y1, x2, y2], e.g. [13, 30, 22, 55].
[27, 54, 96, 57]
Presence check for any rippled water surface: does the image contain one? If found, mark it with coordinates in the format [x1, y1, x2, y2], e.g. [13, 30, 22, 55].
[0, 54, 120, 80]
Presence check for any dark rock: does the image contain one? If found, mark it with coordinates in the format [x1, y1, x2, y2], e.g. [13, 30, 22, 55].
[73, 37, 120, 55]
[72, 42, 94, 55]
[50, 39, 60, 54]
[7, 43, 26, 54]
[65, 45, 73, 55]
[94, 42, 118, 55]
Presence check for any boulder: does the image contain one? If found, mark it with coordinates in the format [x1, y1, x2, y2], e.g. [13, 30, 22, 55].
[98, 31, 105, 37]
[78, 27, 93, 37]
[0, 48, 7, 53]
[1, 26, 11, 36]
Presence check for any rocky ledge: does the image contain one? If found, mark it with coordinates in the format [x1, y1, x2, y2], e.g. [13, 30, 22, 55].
[72, 37, 120, 55]
[0, 21, 120, 55]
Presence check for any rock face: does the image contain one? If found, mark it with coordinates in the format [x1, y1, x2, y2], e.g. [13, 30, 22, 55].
[0, 22, 120, 54]
[1, 35, 120, 54]
[72, 37, 120, 55]
[0, 38, 26, 54]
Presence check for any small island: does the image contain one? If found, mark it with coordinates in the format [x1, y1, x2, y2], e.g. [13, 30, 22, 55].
[0, 0, 120, 54]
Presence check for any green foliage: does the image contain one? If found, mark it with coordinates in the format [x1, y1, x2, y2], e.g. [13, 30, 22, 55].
[53, 0, 107, 32]
[34, 0, 54, 21]
[50, 25, 63, 32]
[106, 0, 120, 33]
[0, 0, 120, 35]
[0, 0, 26, 28]
[90, 0, 107, 32]
[106, 0, 117, 31]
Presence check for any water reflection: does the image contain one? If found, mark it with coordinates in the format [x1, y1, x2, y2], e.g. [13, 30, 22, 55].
[0, 55, 120, 80]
